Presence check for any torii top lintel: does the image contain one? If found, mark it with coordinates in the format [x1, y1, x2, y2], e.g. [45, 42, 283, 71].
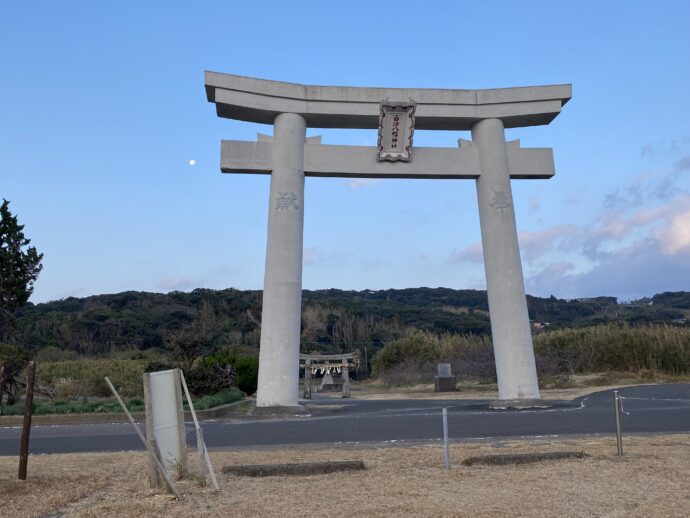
[205, 71, 571, 130]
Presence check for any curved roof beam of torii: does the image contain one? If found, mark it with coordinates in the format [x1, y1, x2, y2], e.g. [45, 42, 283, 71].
[205, 71, 571, 130]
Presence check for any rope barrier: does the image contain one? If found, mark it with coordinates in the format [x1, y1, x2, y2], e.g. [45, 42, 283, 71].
[619, 397, 629, 416]
[612, 391, 689, 456]
[617, 396, 690, 402]
[616, 395, 690, 415]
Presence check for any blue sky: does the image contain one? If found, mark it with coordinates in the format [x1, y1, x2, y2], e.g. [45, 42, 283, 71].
[2, 1, 689, 303]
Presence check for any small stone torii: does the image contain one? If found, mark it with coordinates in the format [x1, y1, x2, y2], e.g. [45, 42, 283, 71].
[205, 71, 571, 409]
[300, 353, 355, 399]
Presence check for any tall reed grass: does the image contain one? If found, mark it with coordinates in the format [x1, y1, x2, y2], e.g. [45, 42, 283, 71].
[36, 359, 147, 398]
[533, 324, 690, 375]
[373, 324, 690, 384]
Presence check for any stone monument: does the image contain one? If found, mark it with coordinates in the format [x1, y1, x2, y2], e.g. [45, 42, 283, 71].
[435, 363, 457, 392]
[205, 72, 571, 409]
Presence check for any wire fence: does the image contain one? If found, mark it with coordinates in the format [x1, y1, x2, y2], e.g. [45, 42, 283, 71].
[613, 390, 690, 455]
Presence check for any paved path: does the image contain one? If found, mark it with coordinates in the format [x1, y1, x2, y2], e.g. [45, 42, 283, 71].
[1, 384, 688, 455]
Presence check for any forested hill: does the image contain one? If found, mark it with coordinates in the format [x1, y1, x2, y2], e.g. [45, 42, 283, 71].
[13, 288, 690, 357]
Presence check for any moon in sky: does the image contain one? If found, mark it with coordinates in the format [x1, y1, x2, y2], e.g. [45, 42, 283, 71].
[188, 159, 196, 166]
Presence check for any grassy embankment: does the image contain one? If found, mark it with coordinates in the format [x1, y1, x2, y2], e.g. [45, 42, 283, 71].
[0, 359, 242, 416]
[373, 324, 690, 387]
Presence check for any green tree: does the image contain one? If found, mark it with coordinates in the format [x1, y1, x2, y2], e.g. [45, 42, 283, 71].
[165, 301, 219, 369]
[0, 199, 43, 341]
[0, 342, 30, 407]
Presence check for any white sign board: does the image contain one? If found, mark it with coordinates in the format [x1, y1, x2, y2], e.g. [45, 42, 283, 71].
[144, 369, 187, 473]
[377, 100, 416, 161]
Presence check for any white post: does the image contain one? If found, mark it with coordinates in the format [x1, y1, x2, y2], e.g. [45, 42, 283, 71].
[257, 112, 307, 408]
[472, 118, 540, 401]
[145, 369, 188, 472]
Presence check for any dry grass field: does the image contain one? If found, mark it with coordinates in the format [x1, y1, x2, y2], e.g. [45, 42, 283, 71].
[1, 434, 689, 517]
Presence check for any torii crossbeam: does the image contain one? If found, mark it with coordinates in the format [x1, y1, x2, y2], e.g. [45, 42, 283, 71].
[205, 71, 571, 408]
[221, 137, 554, 179]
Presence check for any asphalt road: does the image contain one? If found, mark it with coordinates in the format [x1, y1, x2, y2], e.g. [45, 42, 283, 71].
[1, 384, 688, 456]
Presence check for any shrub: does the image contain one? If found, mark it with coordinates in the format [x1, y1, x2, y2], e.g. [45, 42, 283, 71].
[379, 359, 435, 386]
[197, 349, 259, 396]
[372, 331, 442, 375]
[144, 361, 176, 373]
[0, 397, 145, 416]
[234, 356, 259, 395]
[373, 331, 496, 384]
[35, 346, 79, 362]
[188, 388, 243, 410]
[184, 363, 235, 396]
[37, 359, 147, 398]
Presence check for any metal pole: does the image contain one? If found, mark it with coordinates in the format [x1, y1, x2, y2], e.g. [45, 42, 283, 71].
[104, 376, 182, 500]
[179, 371, 220, 491]
[0, 361, 6, 416]
[18, 360, 36, 480]
[614, 390, 623, 456]
[442, 407, 450, 469]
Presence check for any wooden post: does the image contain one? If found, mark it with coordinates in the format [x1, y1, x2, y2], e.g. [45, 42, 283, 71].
[18, 361, 36, 480]
[303, 360, 312, 399]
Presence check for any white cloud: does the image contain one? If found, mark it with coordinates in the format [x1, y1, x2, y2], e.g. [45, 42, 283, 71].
[640, 136, 690, 158]
[449, 242, 483, 263]
[518, 224, 580, 262]
[448, 170, 690, 298]
[526, 240, 690, 300]
[654, 203, 690, 254]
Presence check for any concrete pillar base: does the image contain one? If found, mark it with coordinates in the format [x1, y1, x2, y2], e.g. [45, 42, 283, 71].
[250, 405, 311, 417]
[434, 376, 458, 392]
[488, 399, 550, 410]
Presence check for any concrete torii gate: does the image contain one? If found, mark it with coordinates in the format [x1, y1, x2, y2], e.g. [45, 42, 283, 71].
[205, 71, 571, 409]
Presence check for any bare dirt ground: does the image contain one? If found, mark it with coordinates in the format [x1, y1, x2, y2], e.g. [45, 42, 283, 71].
[1, 434, 689, 517]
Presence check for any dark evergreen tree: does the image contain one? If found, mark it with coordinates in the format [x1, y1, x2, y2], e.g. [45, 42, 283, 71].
[0, 199, 43, 341]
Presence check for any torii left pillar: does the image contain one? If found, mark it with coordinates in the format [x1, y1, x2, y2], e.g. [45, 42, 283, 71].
[256, 113, 306, 408]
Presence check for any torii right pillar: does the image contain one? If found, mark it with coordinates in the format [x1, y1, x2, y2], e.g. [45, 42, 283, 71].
[473, 118, 539, 402]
